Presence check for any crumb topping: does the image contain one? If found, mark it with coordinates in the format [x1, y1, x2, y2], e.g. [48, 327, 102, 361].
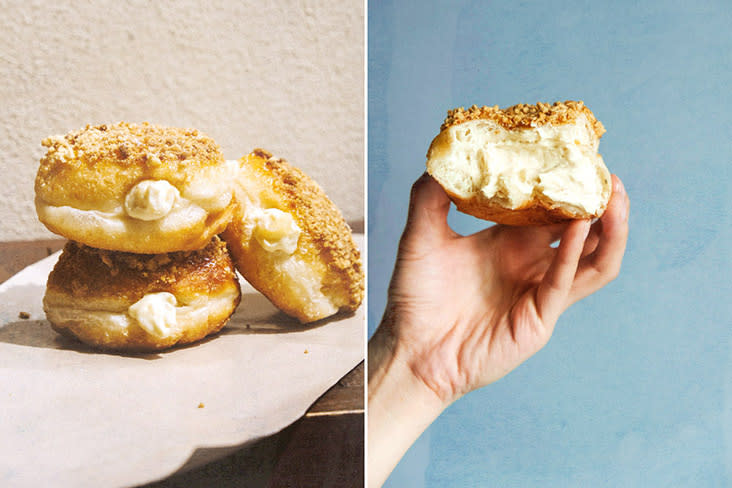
[40, 121, 224, 170]
[441, 100, 605, 137]
[35, 122, 228, 210]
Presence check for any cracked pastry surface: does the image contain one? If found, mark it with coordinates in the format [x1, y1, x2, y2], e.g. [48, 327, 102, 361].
[221, 149, 363, 323]
[43, 236, 241, 352]
[426, 101, 612, 225]
[35, 122, 236, 253]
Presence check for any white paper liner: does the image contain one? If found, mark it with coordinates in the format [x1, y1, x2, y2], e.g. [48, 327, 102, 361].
[0, 235, 364, 487]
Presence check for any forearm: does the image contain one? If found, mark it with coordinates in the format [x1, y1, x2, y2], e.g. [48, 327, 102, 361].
[367, 324, 446, 488]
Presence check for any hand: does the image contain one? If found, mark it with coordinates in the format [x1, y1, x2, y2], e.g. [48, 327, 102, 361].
[367, 172, 629, 487]
[378, 173, 630, 404]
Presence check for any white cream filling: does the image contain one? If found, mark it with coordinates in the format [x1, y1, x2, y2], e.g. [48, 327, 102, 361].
[127, 292, 178, 338]
[428, 116, 609, 214]
[251, 208, 301, 255]
[45, 287, 240, 339]
[124, 180, 180, 221]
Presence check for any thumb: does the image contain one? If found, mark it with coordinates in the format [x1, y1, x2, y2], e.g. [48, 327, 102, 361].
[401, 173, 454, 246]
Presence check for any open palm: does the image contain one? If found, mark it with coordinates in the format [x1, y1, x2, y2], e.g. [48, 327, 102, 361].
[382, 173, 629, 403]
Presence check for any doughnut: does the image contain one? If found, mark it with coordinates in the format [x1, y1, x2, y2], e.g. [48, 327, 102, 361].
[35, 122, 236, 253]
[221, 149, 363, 323]
[426, 101, 612, 225]
[43, 236, 241, 352]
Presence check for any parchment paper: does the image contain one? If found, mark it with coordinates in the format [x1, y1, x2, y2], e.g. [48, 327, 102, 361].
[0, 235, 364, 487]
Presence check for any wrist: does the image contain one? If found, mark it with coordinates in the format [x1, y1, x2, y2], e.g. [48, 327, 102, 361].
[367, 320, 447, 487]
[369, 314, 449, 413]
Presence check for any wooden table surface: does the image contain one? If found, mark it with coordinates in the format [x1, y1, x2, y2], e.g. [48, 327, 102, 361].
[0, 239, 364, 488]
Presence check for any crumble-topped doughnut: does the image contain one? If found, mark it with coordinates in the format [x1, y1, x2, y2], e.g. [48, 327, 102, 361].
[43, 236, 241, 352]
[440, 100, 606, 136]
[221, 149, 363, 323]
[35, 122, 236, 253]
[427, 101, 612, 225]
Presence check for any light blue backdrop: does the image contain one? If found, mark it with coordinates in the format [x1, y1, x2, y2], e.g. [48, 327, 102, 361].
[368, 0, 732, 485]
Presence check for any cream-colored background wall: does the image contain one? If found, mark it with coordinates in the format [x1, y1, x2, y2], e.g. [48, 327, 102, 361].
[0, 0, 363, 241]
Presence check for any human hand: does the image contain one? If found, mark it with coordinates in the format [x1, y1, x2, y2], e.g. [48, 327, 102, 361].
[367, 172, 629, 487]
[376, 172, 630, 404]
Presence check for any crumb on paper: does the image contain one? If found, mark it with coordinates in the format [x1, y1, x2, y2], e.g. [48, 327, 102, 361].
[18, 312, 30, 319]
[304, 349, 309, 354]
[197, 403, 205, 409]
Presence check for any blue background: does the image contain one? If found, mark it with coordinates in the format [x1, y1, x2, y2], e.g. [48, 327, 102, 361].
[368, 0, 732, 485]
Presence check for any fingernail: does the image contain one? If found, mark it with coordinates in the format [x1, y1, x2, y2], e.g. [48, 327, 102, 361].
[614, 177, 625, 196]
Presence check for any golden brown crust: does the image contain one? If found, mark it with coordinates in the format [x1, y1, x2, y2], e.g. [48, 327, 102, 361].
[442, 187, 604, 226]
[36, 122, 224, 209]
[46, 237, 235, 301]
[44, 236, 241, 351]
[222, 149, 363, 322]
[441, 100, 605, 138]
[35, 122, 235, 253]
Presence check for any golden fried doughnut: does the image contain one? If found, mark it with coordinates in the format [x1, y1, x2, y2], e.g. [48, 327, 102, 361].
[35, 122, 235, 253]
[426, 101, 612, 225]
[221, 149, 363, 323]
[43, 237, 241, 352]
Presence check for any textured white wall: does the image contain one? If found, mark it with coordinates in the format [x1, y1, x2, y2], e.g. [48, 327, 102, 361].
[0, 0, 364, 241]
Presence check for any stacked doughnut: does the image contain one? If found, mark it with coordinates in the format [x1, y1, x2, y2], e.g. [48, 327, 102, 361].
[35, 122, 241, 351]
[35, 123, 364, 351]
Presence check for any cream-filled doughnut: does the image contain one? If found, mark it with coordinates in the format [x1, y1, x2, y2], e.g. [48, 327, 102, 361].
[221, 149, 363, 323]
[43, 237, 241, 352]
[426, 101, 612, 225]
[35, 122, 236, 253]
